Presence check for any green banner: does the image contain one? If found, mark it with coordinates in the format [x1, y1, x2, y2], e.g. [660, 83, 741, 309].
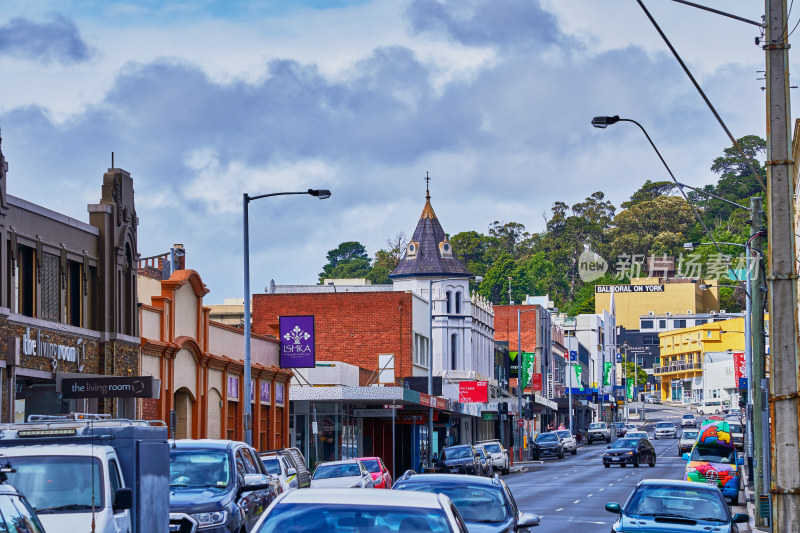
[603, 362, 612, 386]
[627, 379, 634, 400]
[520, 352, 535, 389]
[572, 364, 584, 391]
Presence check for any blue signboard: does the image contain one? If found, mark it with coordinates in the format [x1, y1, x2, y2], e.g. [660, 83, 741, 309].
[739, 378, 748, 389]
[569, 350, 578, 362]
[615, 353, 623, 363]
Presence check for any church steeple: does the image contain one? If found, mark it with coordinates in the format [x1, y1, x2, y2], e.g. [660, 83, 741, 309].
[389, 174, 469, 279]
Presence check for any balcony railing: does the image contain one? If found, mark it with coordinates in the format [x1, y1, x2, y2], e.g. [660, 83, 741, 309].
[653, 362, 702, 375]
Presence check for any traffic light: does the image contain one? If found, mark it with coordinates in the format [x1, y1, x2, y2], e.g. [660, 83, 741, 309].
[739, 389, 748, 408]
[592, 391, 599, 404]
[498, 402, 508, 420]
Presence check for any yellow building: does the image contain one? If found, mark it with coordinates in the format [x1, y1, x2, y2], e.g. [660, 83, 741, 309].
[595, 277, 720, 330]
[655, 317, 745, 403]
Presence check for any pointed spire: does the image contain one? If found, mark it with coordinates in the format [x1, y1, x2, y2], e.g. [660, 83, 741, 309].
[420, 172, 437, 220]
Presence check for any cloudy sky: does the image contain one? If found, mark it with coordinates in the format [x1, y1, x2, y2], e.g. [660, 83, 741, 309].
[0, 0, 778, 303]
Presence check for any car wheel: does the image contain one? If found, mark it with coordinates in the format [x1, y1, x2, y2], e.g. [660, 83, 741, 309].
[633, 457, 640, 468]
[502, 467, 509, 476]
[731, 493, 740, 506]
[649, 456, 656, 467]
[620, 463, 626, 468]
[606, 437, 610, 443]
[604, 463, 610, 468]
[559, 451, 564, 459]
[571, 449, 577, 455]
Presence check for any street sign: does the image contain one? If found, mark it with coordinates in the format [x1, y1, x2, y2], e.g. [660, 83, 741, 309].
[517, 420, 525, 427]
[569, 350, 578, 362]
[616, 353, 623, 363]
[312, 421, 318, 434]
[383, 404, 404, 409]
[61, 376, 154, 399]
[739, 378, 748, 389]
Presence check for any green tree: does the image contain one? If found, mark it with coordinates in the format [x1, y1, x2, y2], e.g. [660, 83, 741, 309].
[624, 361, 648, 389]
[450, 230, 492, 278]
[318, 241, 370, 282]
[609, 196, 694, 262]
[477, 252, 516, 304]
[620, 180, 677, 209]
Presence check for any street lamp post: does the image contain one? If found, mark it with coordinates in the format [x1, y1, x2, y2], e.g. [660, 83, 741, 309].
[517, 307, 538, 461]
[243, 188, 331, 446]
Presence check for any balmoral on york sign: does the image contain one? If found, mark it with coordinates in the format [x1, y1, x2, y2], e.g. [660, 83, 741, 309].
[22, 328, 85, 369]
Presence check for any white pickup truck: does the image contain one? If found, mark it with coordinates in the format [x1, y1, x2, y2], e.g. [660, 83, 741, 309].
[586, 422, 611, 444]
[0, 414, 169, 533]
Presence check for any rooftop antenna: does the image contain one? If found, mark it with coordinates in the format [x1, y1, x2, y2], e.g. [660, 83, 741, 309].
[111, 152, 114, 169]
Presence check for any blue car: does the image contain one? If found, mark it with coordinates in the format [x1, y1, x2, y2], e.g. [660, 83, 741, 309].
[605, 479, 748, 533]
[169, 440, 281, 532]
[393, 472, 540, 532]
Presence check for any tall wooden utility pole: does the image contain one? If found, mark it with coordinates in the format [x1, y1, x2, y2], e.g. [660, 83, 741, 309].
[764, 0, 800, 530]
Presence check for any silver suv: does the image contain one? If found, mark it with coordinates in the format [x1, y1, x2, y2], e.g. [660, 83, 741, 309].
[475, 441, 509, 475]
[555, 430, 578, 455]
[653, 422, 677, 439]
[680, 414, 697, 427]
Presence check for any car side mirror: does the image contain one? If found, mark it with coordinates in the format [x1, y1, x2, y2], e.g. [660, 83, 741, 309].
[287, 467, 297, 476]
[607, 445, 611, 449]
[238, 473, 274, 499]
[517, 512, 541, 528]
[605, 502, 621, 514]
[113, 487, 133, 511]
[737, 457, 744, 465]
[682, 453, 690, 461]
[732, 513, 749, 523]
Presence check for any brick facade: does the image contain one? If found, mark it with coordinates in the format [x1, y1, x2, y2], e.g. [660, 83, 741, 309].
[253, 292, 415, 384]
[493, 305, 539, 353]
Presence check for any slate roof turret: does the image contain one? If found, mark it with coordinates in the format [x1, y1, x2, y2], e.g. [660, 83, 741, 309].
[389, 186, 470, 279]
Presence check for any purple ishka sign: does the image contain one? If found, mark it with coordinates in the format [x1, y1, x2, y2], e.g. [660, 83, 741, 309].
[279, 316, 315, 368]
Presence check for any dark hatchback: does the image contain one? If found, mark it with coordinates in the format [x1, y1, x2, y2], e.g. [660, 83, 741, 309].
[605, 479, 748, 532]
[393, 472, 541, 533]
[435, 445, 483, 475]
[531, 433, 564, 460]
[169, 440, 281, 533]
[603, 438, 657, 468]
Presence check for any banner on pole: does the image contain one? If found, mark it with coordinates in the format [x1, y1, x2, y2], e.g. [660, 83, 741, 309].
[603, 362, 612, 386]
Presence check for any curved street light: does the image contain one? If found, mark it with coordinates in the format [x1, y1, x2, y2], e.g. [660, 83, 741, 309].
[242, 188, 331, 446]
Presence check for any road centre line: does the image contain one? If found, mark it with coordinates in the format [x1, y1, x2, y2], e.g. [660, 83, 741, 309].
[573, 500, 581, 504]
[556, 508, 564, 512]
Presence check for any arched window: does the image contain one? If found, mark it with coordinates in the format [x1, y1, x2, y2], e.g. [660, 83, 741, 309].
[446, 291, 452, 314]
[455, 291, 462, 314]
[451, 333, 458, 370]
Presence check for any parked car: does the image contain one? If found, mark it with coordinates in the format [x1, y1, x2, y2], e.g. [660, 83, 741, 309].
[681, 414, 698, 427]
[310, 459, 375, 489]
[169, 439, 281, 533]
[555, 429, 577, 455]
[435, 445, 483, 476]
[252, 488, 470, 532]
[605, 479, 747, 532]
[654, 422, 678, 439]
[393, 472, 541, 532]
[602, 437, 656, 468]
[260, 452, 298, 493]
[356, 457, 392, 488]
[643, 394, 662, 404]
[261, 448, 311, 489]
[587, 422, 611, 444]
[475, 440, 510, 475]
[0, 459, 46, 533]
[475, 447, 493, 477]
[683, 420, 744, 505]
[531, 432, 564, 460]
[728, 422, 744, 451]
[678, 429, 700, 456]
[697, 400, 728, 415]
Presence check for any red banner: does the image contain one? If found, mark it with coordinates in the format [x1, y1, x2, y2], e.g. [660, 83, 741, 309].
[733, 352, 745, 387]
[459, 381, 489, 403]
[530, 373, 543, 391]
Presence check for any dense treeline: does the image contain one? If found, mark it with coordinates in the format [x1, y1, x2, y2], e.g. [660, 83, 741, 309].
[318, 136, 766, 314]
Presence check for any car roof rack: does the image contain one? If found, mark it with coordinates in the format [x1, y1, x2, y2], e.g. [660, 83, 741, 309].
[397, 469, 417, 482]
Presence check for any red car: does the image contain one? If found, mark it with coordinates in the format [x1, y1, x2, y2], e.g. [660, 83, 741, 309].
[356, 457, 392, 489]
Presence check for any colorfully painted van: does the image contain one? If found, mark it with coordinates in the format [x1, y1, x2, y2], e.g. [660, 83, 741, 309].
[682, 420, 744, 505]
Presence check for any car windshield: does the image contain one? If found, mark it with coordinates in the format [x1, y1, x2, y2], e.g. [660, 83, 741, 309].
[612, 439, 639, 449]
[589, 423, 605, 429]
[729, 424, 742, 433]
[657, 423, 674, 428]
[255, 503, 454, 532]
[682, 415, 695, 419]
[313, 463, 362, 479]
[359, 460, 381, 473]
[170, 451, 230, 489]
[628, 432, 647, 438]
[396, 484, 508, 523]
[690, 445, 736, 464]
[443, 447, 472, 460]
[4, 455, 104, 513]
[556, 431, 571, 439]
[536, 433, 558, 443]
[483, 444, 501, 454]
[262, 457, 283, 475]
[625, 484, 728, 522]
[682, 431, 699, 439]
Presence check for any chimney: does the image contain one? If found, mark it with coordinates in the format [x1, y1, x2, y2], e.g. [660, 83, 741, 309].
[172, 244, 186, 271]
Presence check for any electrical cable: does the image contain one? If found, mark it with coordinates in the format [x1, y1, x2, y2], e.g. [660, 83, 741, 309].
[636, 0, 767, 191]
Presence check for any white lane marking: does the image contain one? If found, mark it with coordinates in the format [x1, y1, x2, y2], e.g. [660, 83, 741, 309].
[587, 493, 594, 497]
[599, 488, 605, 492]
[573, 500, 581, 504]
[556, 508, 564, 512]
[608, 483, 614, 486]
